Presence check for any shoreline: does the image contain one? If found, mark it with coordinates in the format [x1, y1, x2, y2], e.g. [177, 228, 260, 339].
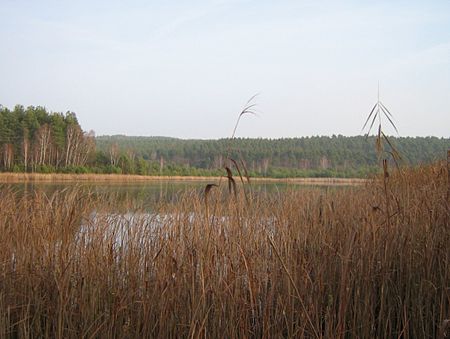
[0, 172, 367, 185]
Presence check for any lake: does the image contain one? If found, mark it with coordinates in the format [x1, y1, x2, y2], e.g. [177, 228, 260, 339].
[0, 179, 360, 220]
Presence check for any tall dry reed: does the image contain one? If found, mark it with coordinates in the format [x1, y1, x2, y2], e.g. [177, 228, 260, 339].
[0, 162, 448, 338]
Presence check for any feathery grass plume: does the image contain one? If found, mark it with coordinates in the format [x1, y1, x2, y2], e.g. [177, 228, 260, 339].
[362, 85, 403, 226]
[362, 84, 401, 164]
[201, 95, 258, 206]
[230, 93, 259, 140]
[223, 94, 258, 202]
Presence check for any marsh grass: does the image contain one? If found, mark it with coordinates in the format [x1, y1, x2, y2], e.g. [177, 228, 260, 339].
[0, 161, 448, 338]
[362, 85, 401, 163]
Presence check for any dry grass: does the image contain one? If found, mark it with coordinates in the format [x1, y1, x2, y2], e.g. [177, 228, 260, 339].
[0, 172, 366, 185]
[0, 162, 448, 338]
[0, 173, 220, 182]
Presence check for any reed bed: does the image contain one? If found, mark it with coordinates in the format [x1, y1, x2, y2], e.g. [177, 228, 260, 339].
[0, 162, 448, 338]
[0, 172, 365, 185]
[0, 173, 220, 182]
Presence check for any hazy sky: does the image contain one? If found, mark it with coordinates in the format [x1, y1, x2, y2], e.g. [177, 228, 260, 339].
[1, 0, 449, 138]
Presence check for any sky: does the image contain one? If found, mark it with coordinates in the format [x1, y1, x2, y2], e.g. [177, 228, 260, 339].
[1, 0, 449, 138]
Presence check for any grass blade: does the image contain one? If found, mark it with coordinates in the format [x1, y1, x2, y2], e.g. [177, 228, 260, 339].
[362, 103, 378, 132]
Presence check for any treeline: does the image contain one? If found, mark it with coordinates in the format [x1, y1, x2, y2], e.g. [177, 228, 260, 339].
[0, 105, 95, 173]
[96, 135, 450, 178]
[1, 105, 449, 178]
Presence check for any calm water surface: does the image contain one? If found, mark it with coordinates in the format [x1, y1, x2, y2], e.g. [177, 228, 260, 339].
[2, 180, 356, 212]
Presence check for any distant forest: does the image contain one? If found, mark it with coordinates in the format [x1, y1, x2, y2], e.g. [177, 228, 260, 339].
[1, 105, 449, 178]
[0, 105, 95, 173]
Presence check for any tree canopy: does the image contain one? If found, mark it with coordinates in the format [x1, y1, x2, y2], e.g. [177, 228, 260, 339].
[1, 105, 448, 178]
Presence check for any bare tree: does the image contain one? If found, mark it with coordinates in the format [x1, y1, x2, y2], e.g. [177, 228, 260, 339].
[3, 144, 14, 170]
[79, 130, 96, 166]
[22, 130, 29, 171]
[109, 143, 119, 167]
[35, 124, 52, 165]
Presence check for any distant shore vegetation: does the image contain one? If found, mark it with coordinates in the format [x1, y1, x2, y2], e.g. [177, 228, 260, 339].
[1, 104, 449, 178]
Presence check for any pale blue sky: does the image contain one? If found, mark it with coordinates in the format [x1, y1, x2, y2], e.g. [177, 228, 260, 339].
[1, 0, 449, 138]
